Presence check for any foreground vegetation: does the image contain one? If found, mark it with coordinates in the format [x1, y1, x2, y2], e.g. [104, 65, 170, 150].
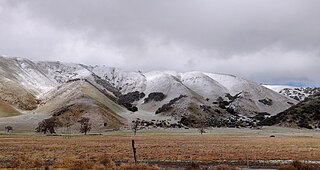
[0, 129, 320, 169]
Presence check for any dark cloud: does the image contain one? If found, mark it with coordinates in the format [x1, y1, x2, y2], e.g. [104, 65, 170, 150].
[0, 0, 320, 85]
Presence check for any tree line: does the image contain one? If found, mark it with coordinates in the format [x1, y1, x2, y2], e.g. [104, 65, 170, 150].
[35, 117, 92, 135]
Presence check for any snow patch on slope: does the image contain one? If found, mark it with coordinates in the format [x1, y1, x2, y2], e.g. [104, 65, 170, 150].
[204, 73, 297, 115]
[263, 85, 296, 93]
[36, 61, 91, 84]
[180, 71, 228, 100]
[0, 56, 55, 94]
[90, 66, 146, 94]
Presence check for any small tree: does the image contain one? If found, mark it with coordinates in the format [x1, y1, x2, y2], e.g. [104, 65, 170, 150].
[35, 117, 61, 134]
[199, 118, 207, 135]
[78, 117, 91, 135]
[5, 126, 13, 133]
[132, 119, 140, 136]
[199, 127, 206, 134]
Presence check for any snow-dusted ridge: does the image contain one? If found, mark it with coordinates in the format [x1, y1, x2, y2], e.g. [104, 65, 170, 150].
[264, 84, 320, 101]
[0, 56, 299, 130]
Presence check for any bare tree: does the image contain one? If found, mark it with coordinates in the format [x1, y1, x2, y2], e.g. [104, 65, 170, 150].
[5, 126, 13, 133]
[132, 119, 140, 136]
[63, 112, 72, 138]
[78, 117, 91, 135]
[35, 117, 61, 134]
[198, 118, 207, 135]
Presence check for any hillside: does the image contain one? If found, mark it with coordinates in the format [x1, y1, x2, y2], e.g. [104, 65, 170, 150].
[37, 80, 126, 129]
[0, 56, 300, 131]
[0, 79, 39, 110]
[264, 85, 320, 101]
[0, 101, 20, 117]
[258, 93, 320, 129]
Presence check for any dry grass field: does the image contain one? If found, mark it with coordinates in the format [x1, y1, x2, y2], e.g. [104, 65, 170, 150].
[1, 128, 320, 163]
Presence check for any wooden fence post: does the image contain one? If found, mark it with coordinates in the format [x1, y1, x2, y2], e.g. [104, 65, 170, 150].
[132, 140, 137, 163]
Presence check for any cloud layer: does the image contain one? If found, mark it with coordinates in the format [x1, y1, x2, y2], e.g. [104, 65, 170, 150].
[1, 0, 320, 86]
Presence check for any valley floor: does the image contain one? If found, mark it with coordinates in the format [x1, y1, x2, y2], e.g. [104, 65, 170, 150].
[0, 127, 320, 169]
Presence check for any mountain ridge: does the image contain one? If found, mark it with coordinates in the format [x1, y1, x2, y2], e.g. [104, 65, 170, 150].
[0, 56, 299, 131]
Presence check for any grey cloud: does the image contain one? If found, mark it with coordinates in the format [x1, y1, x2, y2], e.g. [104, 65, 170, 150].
[0, 0, 320, 85]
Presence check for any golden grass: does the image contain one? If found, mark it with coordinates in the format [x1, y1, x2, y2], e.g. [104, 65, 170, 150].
[3, 154, 160, 169]
[0, 133, 320, 162]
[0, 81, 38, 110]
[0, 100, 20, 117]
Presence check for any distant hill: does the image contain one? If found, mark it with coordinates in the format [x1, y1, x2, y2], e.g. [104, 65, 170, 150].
[264, 85, 320, 101]
[258, 93, 320, 129]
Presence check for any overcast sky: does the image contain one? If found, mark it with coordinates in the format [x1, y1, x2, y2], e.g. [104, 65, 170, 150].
[0, 0, 320, 86]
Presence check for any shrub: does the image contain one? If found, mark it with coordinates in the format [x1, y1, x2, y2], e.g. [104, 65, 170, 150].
[186, 163, 201, 170]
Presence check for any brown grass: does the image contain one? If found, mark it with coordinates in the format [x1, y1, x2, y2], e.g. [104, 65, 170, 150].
[0, 133, 320, 168]
[8, 155, 44, 169]
[0, 100, 20, 117]
[119, 163, 160, 170]
[5, 153, 160, 169]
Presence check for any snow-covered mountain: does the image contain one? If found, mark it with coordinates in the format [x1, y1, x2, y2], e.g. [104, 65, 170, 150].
[0, 56, 298, 131]
[264, 85, 320, 101]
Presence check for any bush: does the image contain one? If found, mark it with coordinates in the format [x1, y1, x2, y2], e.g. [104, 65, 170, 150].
[186, 163, 201, 170]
